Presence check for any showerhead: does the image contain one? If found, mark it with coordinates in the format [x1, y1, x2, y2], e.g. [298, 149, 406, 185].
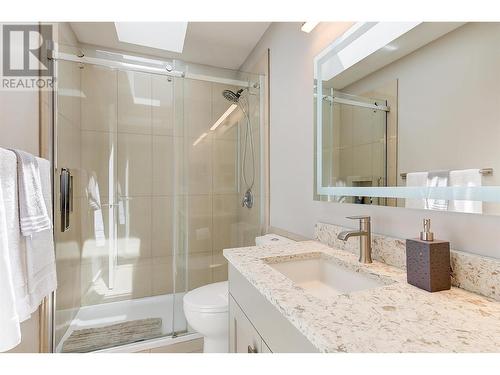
[222, 88, 244, 103]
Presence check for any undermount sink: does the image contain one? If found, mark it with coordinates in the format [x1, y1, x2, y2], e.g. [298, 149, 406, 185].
[266, 254, 392, 299]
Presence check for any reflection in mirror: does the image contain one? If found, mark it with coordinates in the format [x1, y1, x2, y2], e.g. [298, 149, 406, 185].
[319, 89, 393, 206]
[315, 22, 500, 215]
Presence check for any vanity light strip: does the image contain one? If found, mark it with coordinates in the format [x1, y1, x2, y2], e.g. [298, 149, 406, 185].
[317, 185, 500, 202]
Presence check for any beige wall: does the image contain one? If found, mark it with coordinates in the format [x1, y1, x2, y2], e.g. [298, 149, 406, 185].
[241, 21, 500, 259]
[0, 23, 41, 353]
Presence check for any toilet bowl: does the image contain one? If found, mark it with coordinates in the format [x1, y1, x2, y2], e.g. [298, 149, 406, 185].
[183, 281, 229, 353]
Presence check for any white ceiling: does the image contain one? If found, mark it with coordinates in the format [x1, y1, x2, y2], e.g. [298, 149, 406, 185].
[69, 22, 270, 70]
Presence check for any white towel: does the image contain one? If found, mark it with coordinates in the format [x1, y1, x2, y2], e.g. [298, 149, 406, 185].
[24, 157, 57, 314]
[405, 171, 428, 209]
[0, 148, 30, 321]
[426, 170, 449, 211]
[11, 149, 52, 236]
[0, 149, 57, 334]
[87, 174, 105, 247]
[449, 169, 482, 214]
[0, 169, 22, 352]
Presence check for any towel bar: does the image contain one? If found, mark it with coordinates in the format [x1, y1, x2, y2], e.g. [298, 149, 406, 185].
[400, 168, 493, 180]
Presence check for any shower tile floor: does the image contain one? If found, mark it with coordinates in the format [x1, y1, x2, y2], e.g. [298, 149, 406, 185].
[56, 292, 191, 353]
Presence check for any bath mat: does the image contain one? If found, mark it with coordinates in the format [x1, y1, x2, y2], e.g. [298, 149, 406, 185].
[62, 317, 163, 353]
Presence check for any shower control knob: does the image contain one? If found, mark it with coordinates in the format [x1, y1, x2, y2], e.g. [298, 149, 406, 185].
[242, 189, 254, 209]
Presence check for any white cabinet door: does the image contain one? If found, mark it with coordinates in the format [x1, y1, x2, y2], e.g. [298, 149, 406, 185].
[229, 294, 262, 353]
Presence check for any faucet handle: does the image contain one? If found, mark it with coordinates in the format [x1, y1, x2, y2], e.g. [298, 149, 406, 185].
[346, 215, 371, 222]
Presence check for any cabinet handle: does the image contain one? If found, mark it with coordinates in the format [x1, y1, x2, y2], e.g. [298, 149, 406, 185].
[247, 345, 257, 353]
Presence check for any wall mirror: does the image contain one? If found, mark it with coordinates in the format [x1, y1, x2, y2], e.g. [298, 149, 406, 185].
[314, 22, 500, 215]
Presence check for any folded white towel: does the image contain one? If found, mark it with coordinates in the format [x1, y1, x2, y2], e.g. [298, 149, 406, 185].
[0, 149, 30, 321]
[0, 150, 57, 336]
[449, 169, 482, 214]
[24, 157, 57, 314]
[87, 174, 105, 247]
[11, 149, 51, 236]
[0, 169, 22, 352]
[405, 171, 428, 209]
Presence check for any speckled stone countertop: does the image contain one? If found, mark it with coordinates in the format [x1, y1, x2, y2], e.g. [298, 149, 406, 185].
[223, 241, 500, 352]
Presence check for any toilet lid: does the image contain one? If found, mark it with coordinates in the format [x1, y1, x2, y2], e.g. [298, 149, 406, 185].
[183, 281, 228, 313]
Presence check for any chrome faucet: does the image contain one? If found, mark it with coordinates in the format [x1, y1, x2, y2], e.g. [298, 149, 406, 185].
[337, 216, 372, 263]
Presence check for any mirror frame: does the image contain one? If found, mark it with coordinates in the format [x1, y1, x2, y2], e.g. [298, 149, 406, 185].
[314, 22, 500, 205]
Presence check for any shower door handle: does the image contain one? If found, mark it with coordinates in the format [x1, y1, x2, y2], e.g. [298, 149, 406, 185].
[60, 168, 71, 232]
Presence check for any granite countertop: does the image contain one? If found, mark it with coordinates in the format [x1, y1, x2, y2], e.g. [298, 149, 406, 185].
[223, 241, 500, 353]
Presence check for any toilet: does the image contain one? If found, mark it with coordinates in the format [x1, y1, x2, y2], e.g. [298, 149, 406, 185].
[183, 281, 229, 353]
[183, 234, 295, 353]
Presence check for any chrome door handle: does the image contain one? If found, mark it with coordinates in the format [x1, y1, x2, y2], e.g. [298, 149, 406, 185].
[60, 168, 71, 232]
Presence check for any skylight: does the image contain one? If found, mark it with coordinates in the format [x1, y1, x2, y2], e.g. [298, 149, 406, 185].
[114, 22, 188, 53]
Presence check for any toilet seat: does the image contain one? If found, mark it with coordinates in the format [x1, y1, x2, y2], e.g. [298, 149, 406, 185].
[183, 281, 228, 313]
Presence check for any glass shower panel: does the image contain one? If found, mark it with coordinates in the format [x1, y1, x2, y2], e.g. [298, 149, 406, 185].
[54, 60, 121, 352]
[54, 61, 184, 352]
[172, 77, 262, 338]
[53, 59, 85, 349]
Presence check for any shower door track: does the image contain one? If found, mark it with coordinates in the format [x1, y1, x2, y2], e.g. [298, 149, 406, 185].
[51, 49, 254, 88]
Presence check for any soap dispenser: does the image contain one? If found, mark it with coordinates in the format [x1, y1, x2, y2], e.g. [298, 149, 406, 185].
[406, 219, 451, 292]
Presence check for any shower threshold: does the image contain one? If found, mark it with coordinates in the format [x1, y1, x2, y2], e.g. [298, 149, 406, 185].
[56, 292, 201, 353]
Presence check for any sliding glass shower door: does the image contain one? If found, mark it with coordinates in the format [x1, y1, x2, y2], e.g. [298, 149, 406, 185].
[54, 60, 188, 352]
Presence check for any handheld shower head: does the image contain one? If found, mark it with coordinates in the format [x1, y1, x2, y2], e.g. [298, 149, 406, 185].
[222, 88, 244, 103]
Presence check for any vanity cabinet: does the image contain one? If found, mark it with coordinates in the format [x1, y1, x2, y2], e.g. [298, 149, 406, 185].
[228, 265, 318, 353]
[229, 295, 271, 353]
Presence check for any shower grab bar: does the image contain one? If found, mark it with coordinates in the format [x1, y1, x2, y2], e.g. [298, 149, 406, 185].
[400, 168, 493, 180]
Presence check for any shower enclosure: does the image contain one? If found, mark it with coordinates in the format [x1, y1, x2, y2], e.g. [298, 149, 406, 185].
[52, 47, 264, 352]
